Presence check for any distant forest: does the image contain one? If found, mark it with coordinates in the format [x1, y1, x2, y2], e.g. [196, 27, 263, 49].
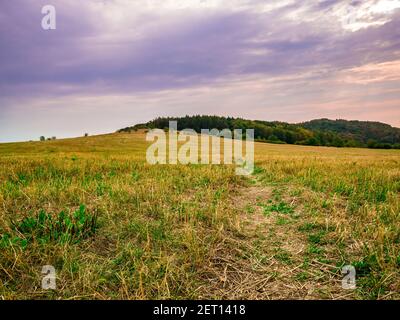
[118, 116, 400, 149]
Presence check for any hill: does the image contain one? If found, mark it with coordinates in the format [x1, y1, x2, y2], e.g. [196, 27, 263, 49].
[302, 119, 400, 146]
[118, 116, 400, 149]
[1, 129, 399, 299]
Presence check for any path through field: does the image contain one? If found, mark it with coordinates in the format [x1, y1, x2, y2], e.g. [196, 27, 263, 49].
[198, 177, 359, 299]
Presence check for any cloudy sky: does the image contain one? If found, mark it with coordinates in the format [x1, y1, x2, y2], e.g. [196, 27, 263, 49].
[0, 0, 400, 142]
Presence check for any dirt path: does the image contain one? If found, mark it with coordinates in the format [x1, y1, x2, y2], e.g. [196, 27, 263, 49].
[198, 179, 358, 300]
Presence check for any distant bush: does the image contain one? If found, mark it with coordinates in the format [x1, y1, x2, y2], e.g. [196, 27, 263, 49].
[376, 143, 392, 149]
[367, 140, 377, 148]
[265, 139, 286, 144]
[40, 136, 45, 141]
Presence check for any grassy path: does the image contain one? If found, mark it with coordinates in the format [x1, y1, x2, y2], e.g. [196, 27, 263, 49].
[200, 171, 399, 299]
[199, 180, 351, 299]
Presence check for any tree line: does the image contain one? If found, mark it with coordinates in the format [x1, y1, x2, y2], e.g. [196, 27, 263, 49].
[118, 115, 400, 149]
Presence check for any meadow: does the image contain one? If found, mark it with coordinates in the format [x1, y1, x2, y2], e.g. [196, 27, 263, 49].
[0, 132, 399, 299]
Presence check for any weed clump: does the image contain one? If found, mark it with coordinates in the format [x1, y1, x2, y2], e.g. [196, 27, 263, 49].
[0, 205, 98, 248]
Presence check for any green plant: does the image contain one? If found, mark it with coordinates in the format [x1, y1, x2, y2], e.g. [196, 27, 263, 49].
[0, 205, 98, 248]
[263, 201, 294, 215]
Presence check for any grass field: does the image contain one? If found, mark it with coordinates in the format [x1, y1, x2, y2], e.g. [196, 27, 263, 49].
[0, 132, 399, 299]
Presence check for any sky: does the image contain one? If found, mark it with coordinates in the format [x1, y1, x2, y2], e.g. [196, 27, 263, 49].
[0, 0, 400, 142]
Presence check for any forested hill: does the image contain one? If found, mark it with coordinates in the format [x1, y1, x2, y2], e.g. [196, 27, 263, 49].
[118, 116, 400, 149]
[301, 119, 400, 146]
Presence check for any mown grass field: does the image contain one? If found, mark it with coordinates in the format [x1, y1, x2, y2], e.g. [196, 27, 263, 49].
[0, 132, 399, 299]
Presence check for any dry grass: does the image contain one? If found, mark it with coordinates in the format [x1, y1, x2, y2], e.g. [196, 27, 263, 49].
[0, 132, 399, 299]
[251, 143, 400, 299]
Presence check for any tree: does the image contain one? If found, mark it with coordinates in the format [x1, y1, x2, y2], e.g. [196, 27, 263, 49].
[305, 137, 318, 146]
[40, 136, 45, 141]
[267, 134, 279, 142]
[367, 140, 377, 148]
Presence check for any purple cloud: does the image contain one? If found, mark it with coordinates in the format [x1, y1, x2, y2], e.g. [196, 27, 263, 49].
[0, 0, 399, 141]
